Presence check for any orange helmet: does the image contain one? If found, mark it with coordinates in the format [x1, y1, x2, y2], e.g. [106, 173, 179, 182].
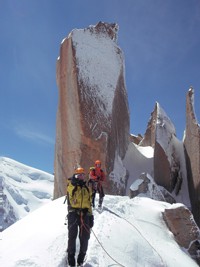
[95, 160, 101, 166]
[75, 167, 85, 174]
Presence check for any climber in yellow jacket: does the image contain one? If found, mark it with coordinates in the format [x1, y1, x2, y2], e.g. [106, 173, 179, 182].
[66, 167, 93, 267]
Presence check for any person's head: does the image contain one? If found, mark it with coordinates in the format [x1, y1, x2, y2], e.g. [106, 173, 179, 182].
[95, 160, 101, 168]
[74, 167, 85, 180]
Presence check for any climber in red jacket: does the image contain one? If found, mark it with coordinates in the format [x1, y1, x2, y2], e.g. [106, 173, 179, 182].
[88, 160, 106, 208]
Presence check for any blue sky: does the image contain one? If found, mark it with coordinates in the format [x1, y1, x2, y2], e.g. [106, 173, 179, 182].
[1, 0, 200, 174]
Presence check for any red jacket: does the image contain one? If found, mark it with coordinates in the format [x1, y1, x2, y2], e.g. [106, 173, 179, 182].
[89, 167, 105, 182]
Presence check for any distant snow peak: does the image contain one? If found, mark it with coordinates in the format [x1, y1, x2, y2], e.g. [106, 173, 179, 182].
[71, 22, 123, 116]
[0, 157, 53, 231]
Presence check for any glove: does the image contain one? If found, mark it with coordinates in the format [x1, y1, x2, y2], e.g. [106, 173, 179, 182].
[88, 215, 94, 228]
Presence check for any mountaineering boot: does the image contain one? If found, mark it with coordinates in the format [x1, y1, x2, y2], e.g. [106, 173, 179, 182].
[77, 252, 85, 266]
[68, 253, 75, 267]
[98, 197, 103, 208]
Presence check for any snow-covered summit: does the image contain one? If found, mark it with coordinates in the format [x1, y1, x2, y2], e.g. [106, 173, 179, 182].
[0, 157, 53, 231]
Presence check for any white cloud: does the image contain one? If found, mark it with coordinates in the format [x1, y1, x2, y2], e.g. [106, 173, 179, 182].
[15, 124, 54, 146]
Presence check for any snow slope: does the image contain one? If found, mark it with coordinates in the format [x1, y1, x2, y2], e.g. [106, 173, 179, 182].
[0, 157, 54, 230]
[0, 195, 198, 267]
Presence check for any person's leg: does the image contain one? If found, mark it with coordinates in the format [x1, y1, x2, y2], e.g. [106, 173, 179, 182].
[98, 185, 105, 207]
[77, 213, 90, 265]
[67, 212, 78, 266]
[92, 190, 96, 207]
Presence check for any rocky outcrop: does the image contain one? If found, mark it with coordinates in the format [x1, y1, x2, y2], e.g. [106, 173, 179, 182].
[129, 172, 176, 204]
[140, 103, 178, 192]
[184, 87, 200, 227]
[54, 22, 130, 198]
[138, 102, 190, 207]
[163, 205, 200, 265]
[139, 103, 157, 147]
[130, 134, 143, 145]
[138, 103, 173, 191]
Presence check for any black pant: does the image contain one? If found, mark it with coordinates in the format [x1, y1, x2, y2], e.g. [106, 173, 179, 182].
[67, 211, 90, 265]
[92, 182, 105, 207]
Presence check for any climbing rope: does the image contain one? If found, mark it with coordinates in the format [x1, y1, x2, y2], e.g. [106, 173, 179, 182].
[91, 228, 126, 267]
[102, 206, 167, 267]
[74, 210, 125, 266]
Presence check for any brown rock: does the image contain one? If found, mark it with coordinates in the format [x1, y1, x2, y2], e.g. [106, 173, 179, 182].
[184, 87, 200, 227]
[139, 102, 157, 147]
[129, 173, 176, 203]
[140, 102, 185, 194]
[130, 134, 143, 145]
[54, 22, 130, 198]
[129, 173, 150, 198]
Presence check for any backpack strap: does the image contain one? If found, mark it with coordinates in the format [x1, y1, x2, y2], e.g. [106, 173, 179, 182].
[84, 184, 90, 194]
[72, 185, 78, 197]
[72, 182, 90, 197]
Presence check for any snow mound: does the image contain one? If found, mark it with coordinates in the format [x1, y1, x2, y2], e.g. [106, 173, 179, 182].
[0, 195, 198, 267]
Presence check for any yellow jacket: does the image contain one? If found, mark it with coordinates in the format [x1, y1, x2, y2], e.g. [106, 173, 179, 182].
[67, 177, 92, 214]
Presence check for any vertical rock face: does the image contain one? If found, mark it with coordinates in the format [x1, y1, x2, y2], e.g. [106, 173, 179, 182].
[54, 22, 130, 198]
[139, 102, 190, 207]
[184, 87, 200, 227]
[154, 103, 178, 192]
